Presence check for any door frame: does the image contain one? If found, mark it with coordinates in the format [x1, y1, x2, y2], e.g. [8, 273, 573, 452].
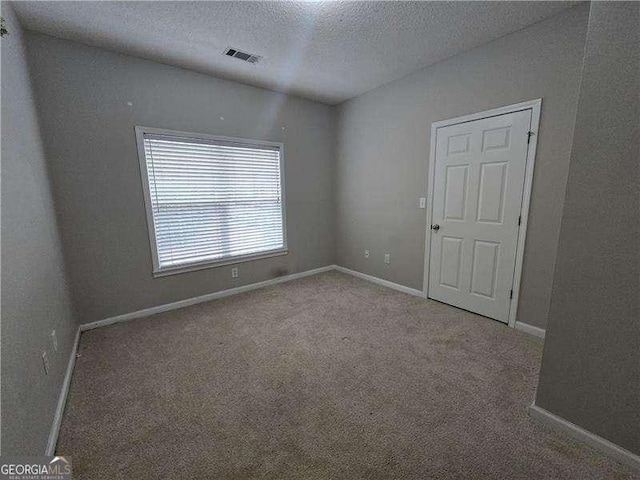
[422, 99, 542, 328]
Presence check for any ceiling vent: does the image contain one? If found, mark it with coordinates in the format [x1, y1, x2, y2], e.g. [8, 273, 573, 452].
[223, 47, 261, 64]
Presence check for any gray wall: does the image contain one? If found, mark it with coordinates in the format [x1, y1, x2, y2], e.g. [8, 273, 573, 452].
[535, 2, 639, 455]
[335, 5, 589, 330]
[0, 4, 77, 454]
[24, 33, 336, 323]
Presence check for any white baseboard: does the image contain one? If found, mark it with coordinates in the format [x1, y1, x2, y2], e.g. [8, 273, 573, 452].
[43, 263, 428, 454]
[82, 264, 428, 332]
[333, 265, 425, 298]
[515, 321, 546, 339]
[42, 266, 566, 457]
[46, 326, 81, 455]
[529, 403, 640, 471]
[48, 265, 334, 454]
[333, 267, 546, 340]
[81, 265, 336, 331]
[82, 264, 545, 339]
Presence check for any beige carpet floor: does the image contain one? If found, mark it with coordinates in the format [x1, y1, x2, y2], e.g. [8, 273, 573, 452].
[57, 271, 638, 479]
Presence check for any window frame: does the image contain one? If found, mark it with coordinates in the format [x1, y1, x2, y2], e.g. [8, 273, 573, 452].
[134, 125, 288, 277]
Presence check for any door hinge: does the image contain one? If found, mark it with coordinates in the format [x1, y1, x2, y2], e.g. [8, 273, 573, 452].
[527, 131, 535, 144]
[518, 215, 522, 226]
[510, 289, 514, 299]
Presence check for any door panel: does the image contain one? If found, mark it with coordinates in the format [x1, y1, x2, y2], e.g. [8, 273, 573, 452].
[444, 165, 468, 221]
[477, 162, 507, 224]
[428, 109, 531, 323]
[439, 236, 463, 290]
[470, 240, 499, 299]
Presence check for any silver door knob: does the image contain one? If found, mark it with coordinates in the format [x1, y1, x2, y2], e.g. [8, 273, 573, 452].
[431, 224, 440, 231]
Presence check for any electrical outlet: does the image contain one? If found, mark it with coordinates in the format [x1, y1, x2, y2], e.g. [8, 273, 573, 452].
[419, 197, 426, 209]
[231, 267, 239, 278]
[384, 253, 390, 264]
[42, 351, 50, 375]
[364, 249, 370, 259]
[51, 330, 58, 352]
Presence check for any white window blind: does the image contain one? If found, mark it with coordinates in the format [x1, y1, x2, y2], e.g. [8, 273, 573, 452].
[137, 127, 286, 275]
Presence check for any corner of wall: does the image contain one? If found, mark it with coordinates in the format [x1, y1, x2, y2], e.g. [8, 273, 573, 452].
[1, 3, 79, 455]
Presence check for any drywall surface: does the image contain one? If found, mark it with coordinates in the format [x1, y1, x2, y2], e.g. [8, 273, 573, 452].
[25, 33, 336, 323]
[536, 2, 639, 454]
[0, 4, 77, 454]
[335, 5, 589, 330]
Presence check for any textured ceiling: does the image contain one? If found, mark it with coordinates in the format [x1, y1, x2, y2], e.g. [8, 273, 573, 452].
[13, 1, 579, 105]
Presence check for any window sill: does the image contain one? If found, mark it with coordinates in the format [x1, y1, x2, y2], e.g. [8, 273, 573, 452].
[152, 249, 289, 278]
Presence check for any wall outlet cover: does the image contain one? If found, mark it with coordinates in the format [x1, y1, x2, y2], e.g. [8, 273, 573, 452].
[384, 253, 390, 264]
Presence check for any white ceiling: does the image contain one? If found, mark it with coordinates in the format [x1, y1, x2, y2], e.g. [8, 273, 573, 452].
[13, 1, 579, 105]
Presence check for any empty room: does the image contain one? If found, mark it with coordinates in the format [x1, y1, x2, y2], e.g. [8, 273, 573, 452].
[1, 1, 638, 478]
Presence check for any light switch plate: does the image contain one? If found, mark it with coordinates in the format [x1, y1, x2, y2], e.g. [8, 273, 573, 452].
[419, 197, 426, 209]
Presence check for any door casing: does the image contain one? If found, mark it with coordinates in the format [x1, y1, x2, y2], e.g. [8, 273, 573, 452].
[422, 99, 542, 329]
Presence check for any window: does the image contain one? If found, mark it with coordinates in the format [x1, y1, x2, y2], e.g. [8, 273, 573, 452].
[135, 126, 286, 276]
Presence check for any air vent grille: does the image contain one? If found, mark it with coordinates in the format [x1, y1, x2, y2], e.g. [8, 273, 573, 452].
[224, 47, 261, 64]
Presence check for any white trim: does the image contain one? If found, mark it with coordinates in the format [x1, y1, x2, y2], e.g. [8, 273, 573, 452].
[133, 125, 288, 278]
[508, 101, 541, 328]
[515, 321, 546, 339]
[48, 266, 548, 454]
[430, 99, 543, 130]
[335, 263, 546, 339]
[46, 326, 81, 455]
[81, 265, 335, 331]
[423, 116, 438, 309]
[422, 99, 542, 329]
[333, 266, 545, 339]
[82, 264, 430, 333]
[135, 125, 161, 273]
[529, 404, 640, 471]
[152, 250, 289, 278]
[334, 265, 425, 298]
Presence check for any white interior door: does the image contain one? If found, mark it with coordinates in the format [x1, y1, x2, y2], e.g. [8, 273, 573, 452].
[428, 109, 531, 323]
